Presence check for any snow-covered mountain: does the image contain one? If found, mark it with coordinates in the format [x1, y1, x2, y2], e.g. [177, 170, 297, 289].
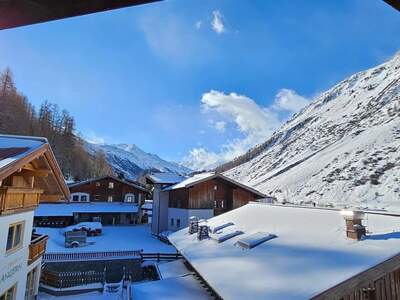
[86, 142, 192, 179]
[222, 52, 400, 211]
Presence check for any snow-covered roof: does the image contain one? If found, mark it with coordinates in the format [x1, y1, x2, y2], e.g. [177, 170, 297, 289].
[0, 134, 70, 200]
[0, 134, 47, 171]
[170, 203, 400, 300]
[146, 172, 187, 184]
[131, 275, 213, 300]
[35, 202, 139, 217]
[164, 172, 266, 197]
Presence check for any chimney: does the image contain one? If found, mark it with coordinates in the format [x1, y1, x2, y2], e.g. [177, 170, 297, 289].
[197, 224, 209, 240]
[189, 216, 199, 234]
[341, 210, 366, 240]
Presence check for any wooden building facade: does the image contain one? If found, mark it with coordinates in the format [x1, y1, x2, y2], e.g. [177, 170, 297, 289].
[163, 173, 266, 231]
[34, 176, 150, 226]
[68, 175, 149, 204]
[168, 177, 261, 216]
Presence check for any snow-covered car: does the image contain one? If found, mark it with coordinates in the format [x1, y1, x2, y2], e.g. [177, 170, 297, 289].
[63, 222, 102, 236]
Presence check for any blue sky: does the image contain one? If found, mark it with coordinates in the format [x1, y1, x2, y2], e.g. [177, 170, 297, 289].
[0, 0, 399, 169]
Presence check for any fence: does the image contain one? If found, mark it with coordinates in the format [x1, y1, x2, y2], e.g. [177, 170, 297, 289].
[43, 250, 143, 262]
[41, 269, 105, 289]
[140, 252, 182, 262]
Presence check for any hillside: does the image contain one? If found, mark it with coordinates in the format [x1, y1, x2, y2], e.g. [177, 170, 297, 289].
[87, 142, 192, 179]
[222, 52, 400, 211]
[0, 68, 112, 181]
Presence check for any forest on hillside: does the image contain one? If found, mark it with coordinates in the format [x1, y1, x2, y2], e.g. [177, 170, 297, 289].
[0, 67, 113, 181]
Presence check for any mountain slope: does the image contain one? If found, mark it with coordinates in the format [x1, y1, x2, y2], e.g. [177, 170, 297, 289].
[87, 142, 192, 179]
[222, 52, 400, 211]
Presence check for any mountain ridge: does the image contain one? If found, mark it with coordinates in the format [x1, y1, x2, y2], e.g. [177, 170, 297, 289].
[222, 52, 400, 211]
[86, 141, 192, 179]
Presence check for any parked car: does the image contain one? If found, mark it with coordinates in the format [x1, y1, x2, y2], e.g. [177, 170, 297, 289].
[63, 222, 102, 236]
[64, 230, 87, 248]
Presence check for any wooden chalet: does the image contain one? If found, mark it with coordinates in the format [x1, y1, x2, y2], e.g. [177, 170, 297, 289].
[0, 134, 69, 300]
[161, 172, 266, 232]
[34, 175, 150, 226]
[68, 175, 149, 204]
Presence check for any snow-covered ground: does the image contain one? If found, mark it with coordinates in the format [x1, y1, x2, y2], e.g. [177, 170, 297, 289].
[38, 291, 105, 300]
[131, 275, 213, 300]
[36, 224, 176, 253]
[131, 259, 212, 300]
[156, 259, 192, 279]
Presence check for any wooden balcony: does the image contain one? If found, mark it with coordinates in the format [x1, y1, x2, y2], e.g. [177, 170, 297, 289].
[0, 187, 43, 215]
[28, 233, 48, 265]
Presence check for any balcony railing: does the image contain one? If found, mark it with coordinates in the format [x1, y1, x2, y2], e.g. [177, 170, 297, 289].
[0, 187, 42, 215]
[28, 233, 48, 265]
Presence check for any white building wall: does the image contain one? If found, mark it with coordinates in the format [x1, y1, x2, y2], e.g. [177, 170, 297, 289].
[151, 184, 161, 235]
[0, 210, 35, 300]
[159, 191, 170, 233]
[151, 186, 170, 235]
[167, 208, 214, 232]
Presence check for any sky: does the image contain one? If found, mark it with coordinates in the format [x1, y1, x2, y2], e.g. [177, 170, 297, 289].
[0, 0, 399, 170]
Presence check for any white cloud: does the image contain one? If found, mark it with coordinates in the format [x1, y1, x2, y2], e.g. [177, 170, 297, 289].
[214, 121, 226, 132]
[273, 89, 310, 113]
[138, 13, 213, 63]
[183, 89, 310, 170]
[201, 90, 280, 139]
[211, 10, 225, 34]
[195, 20, 202, 29]
[183, 148, 220, 170]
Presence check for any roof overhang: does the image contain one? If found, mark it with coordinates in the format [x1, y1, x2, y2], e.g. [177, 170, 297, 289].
[384, 0, 400, 12]
[0, 0, 160, 30]
[0, 140, 70, 201]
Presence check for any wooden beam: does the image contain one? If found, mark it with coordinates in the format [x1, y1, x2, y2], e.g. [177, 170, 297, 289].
[40, 194, 65, 202]
[0, 0, 161, 30]
[383, 0, 400, 12]
[20, 169, 51, 178]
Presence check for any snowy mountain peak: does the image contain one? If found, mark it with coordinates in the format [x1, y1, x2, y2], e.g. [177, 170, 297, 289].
[86, 141, 192, 179]
[222, 51, 400, 211]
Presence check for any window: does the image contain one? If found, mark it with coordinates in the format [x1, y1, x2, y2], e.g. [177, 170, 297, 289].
[126, 195, 133, 202]
[25, 267, 38, 300]
[1, 284, 16, 300]
[221, 200, 224, 209]
[214, 200, 218, 208]
[81, 195, 88, 202]
[72, 195, 79, 202]
[170, 218, 174, 226]
[108, 182, 114, 189]
[108, 195, 113, 202]
[96, 182, 101, 187]
[6, 222, 24, 252]
[177, 219, 181, 228]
